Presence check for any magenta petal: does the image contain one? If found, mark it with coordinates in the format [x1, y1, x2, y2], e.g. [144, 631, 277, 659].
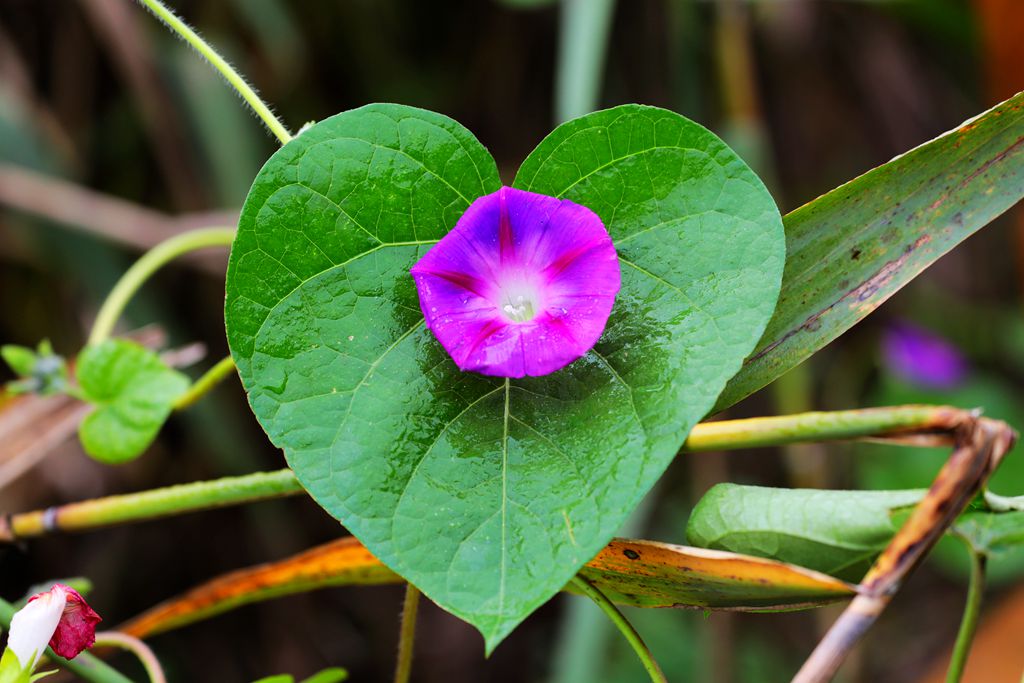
[411, 186, 620, 377]
[46, 584, 101, 659]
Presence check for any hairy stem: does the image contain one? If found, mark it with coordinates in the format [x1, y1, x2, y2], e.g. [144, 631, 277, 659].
[94, 632, 167, 683]
[133, 0, 292, 144]
[393, 583, 421, 683]
[569, 575, 666, 683]
[0, 598, 133, 683]
[173, 355, 237, 410]
[88, 227, 235, 345]
[0, 469, 301, 542]
[946, 549, 986, 683]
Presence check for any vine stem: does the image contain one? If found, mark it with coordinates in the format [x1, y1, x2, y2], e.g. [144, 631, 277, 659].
[0, 406, 972, 542]
[569, 575, 666, 683]
[945, 548, 986, 683]
[87, 227, 235, 346]
[93, 632, 167, 683]
[133, 0, 292, 145]
[393, 583, 421, 683]
[173, 354, 236, 410]
[0, 598, 133, 683]
[0, 469, 302, 542]
[682, 404, 958, 452]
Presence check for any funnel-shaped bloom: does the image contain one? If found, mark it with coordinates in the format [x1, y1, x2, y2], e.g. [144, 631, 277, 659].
[6, 583, 101, 669]
[411, 187, 620, 377]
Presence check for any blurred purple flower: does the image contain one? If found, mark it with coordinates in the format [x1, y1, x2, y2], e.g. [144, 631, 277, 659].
[881, 322, 968, 389]
[411, 186, 620, 378]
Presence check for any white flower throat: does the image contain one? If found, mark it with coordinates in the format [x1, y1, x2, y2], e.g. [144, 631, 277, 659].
[498, 280, 542, 323]
[502, 294, 535, 322]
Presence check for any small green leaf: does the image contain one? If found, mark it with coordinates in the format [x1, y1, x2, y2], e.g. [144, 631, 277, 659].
[1, 341, 69, 396]
[0, 647, 30, 683]
[952, 510, 1024, 556]
[1, 345, 36, 376]
[686, 484, 925, 581]
[226, 103, 784, 650]
[76, 340, 189, 464]
[716, 91, 1024, 411]
[300, 669, 348, 683]
[250, 676, 292, 683]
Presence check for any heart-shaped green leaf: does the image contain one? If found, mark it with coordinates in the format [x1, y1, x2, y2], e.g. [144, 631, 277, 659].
[225, 103, 784, 650]
[76, 339, 189, 463]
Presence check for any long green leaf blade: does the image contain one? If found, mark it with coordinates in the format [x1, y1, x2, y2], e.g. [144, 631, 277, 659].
[716, 92, 1024, 411]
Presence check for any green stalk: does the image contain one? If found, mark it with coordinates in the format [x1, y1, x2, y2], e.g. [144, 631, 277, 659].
[173, 355, 237, 410]
[393, 584, 421, 683]
[1, 407, 964, 541]
[88, 228, 235, 346]
[134, 0, 292, 144]
[94, 632, 166, 683]
[0, 469, 301, 541]
[569, 575, 666, 683]
[682, 405, 952, 452]
[0, 599, 134, 683]
[945, 549, 986, 683]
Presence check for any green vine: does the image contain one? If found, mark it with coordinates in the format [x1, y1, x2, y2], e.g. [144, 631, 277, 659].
[134, 0, 292, 145]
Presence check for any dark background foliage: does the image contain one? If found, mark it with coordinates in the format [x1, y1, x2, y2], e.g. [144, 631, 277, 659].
[1, 1, 1022, 681]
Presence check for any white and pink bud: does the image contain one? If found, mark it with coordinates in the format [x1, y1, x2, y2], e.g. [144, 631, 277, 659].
[4, 584, 101, 672]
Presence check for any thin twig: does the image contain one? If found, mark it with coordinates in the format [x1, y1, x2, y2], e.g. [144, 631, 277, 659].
[393, 583, 421, 683]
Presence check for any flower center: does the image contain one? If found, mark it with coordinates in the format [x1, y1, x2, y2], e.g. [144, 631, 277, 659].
[498, 281, 541, 323]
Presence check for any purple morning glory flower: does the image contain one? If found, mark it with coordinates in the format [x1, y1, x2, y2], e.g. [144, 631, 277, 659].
[410, 186, 621, 378]
[881, 321, 969, 389]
